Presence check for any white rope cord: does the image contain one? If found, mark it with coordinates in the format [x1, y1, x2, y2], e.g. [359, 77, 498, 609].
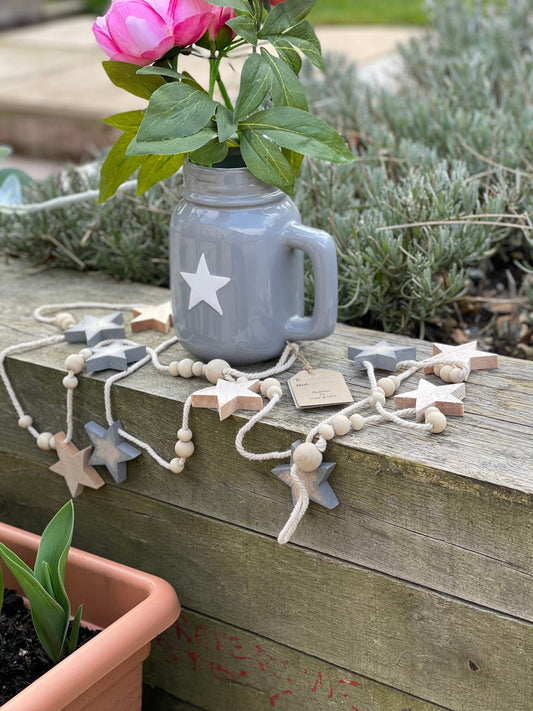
[34, 301, 155, 324]
[225, 342, 299, 380]
[65, 384, 74, 443]
[277, 464, 309, 545]
[0, 334, 65, 439]
[234, 393, 291, 461]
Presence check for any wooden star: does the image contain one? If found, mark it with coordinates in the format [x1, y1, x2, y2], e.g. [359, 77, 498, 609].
[85, 341, 147, 372]
[49, 432, 105, 497]
[65, 312, 125, 347]
[394, 378, 466, 421]
[84, 420, 141, 484]
[271, 441, 339, 510]
[423, 341, 499, 376]
[348, 340, 417, 372]
[131, 301, 173, 334]
[191, 379, 263, 420]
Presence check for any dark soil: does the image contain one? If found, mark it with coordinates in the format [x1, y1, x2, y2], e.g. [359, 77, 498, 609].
[0, 589, 99, 704]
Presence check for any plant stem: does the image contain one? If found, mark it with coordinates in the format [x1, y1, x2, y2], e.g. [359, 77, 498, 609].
[216, 73, 234, 111]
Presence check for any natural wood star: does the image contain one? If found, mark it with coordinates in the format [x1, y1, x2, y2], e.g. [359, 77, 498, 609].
[348, 340, 417, 372]
[423, 341, 499, 376]
[394, 378, 466, 421]
[131, 301, 173, 334]
[191, 379, 263, 420]
[49, 432, 105, 497]
[271, 441, 339, 510]
[84, 420, 141, 484]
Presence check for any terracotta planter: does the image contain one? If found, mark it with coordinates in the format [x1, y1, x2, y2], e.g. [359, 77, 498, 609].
[0, 522, 180, 711]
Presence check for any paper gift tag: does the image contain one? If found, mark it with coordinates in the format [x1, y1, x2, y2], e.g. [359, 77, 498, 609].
[288, 369, 354, 409]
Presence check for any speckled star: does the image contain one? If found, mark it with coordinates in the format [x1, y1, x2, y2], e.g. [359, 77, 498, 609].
[84, 420, 141, 484]
[191, 379, 263, 420]
[49, 431, 105, 497]
[423, 341, 499, 377]
[394, 378, 466, 421]
[348, 340, 416, 372]
[64, 312, 125, 347]
[180, 253, 231, 316]
[271, 441, 339, 510]
[131, 301, 173, 334]
[85, 341, 147, 372]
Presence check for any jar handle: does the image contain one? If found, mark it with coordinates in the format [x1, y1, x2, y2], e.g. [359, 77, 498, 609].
[282, 221, 338, 341]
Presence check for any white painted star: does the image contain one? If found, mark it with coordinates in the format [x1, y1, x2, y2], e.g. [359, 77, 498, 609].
[424, 341, 498, 378]
[394, 378, 466, 421]
[180, 253, 231, 316]
[191, 379, 263, 420]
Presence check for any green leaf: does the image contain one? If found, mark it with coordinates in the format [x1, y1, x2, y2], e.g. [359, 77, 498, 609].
[67, 604, 83, 655]
[216, 104, 238, 142]
[189, 139, 229, 166]
[127, 126, 217, 156]
[103, 110, 144, 133]
[226, 15, 258, 45]
[137, 65, 188, 81]
[0, 167, 33, 188]
[204, 0, 251, 12]
[280, 0, 318, 23]
[0, 145, 11, 159]
[283, 21, 324, 70]
[268, 36, 302, 74]
[282, 147, 304, 176]
[239, 107, 355, 163]
[234, 53, 271, 121]
[260, 48, 307, 110]
[102, 61, 165, 100]
[0, 542, 66, 663]
[240, 129, 295, 193]
[137, 153, 185, 194]
[136, 83, 216, 142]
[99, 133, 144, 202]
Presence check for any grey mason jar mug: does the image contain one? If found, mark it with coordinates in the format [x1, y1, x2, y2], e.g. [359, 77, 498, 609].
[169, 160, 338, 366]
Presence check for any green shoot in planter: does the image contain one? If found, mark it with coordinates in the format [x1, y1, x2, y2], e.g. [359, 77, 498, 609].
[0, 500, 83, 664]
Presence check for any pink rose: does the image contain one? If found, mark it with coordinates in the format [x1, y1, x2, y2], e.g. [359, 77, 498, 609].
[93, 0, 215, 66]
[269, 0, 287, 5]
[205, 5, 235, 42]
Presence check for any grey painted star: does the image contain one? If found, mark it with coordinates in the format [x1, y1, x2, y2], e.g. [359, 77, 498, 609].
[84, 420, 141, 484]
[348, 340, 417, 372]
[271, 441, 339, 510]
[85, 341, 147, 372]
[65, 311, 125, 347]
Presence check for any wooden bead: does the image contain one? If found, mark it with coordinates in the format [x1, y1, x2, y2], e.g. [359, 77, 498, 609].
[377, 377, 396, 397]
[425, 406, 440, 417]
[236, 376, 248, 383]
[65, 354, 85, 374]
[318, 423, 335, 440]
[371, 390, 386, 406]
[433, 364, 442, 377]
[55, 312, 76, 330]
[79, 348, 92, 360]
[350, 414, 365, 431]
[293, 442, 323, 472]
[192, 361, 204, 377]
[204, 359, 230, 384]
[439, 364, 453, 382]
[174, 440, 195, 458]
[449, 367, 465, 383]
[169, 458, 185, 474]
[37, 432, 54, 450]
[18, 415, 33, 429]
[62, 374, 78, 389]
[168, 361, 180, 376]
[260, 378, 280, 396]
[389, 375, 401, 390]
[49, 436, 57, 450]
[330, 414, 351, 436]
[266, 385, 282, 399]
[177, 428, 193, 442]
[426, 410, 447, 433]
[178, 358, 194, 378]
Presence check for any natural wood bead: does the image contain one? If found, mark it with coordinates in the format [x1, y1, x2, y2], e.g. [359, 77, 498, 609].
[174, 440, 195, 458]
[168, 361, 180, 376]
[177, 428, 193, 442]
[330, 414, 351, 436]
[371, 390, 386, 406]
[439, 364, 453, 383]
[192, 361, 204, 377]
[425, 406, 441, 417]
[433, 363, 442, 377]
[389, 375, 401, 390]
[260, 378, 280, 396]
[49, 436, 57, 450]
[350, 414, 365, 431]
[55, 312, 76, 330]
[266, 385, 282, 399]
[169, 458, 185, 474]
[377, 377, 396, 397]
[293, 442, 323, 472]
[450, 367, 465, 383]
[18, 415, 33, 429]
[318, 423, 335, 440]
[204, 359, 230, 384]
[79, 348, 92, 360]
[62, 374, 78, 389]
[236, 376, 248, 383]
[65, 354, 85, 374]
[426, 410, 447, 434]
[37, 432, 54, 450]
[178, 358, 194, 378]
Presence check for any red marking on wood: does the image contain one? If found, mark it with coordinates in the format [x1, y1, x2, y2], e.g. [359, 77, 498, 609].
[350, 681, 359, 687]
[165, 653, 179, 664]
[173, 618, 192, 644]
[238, 670, 247, 677]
